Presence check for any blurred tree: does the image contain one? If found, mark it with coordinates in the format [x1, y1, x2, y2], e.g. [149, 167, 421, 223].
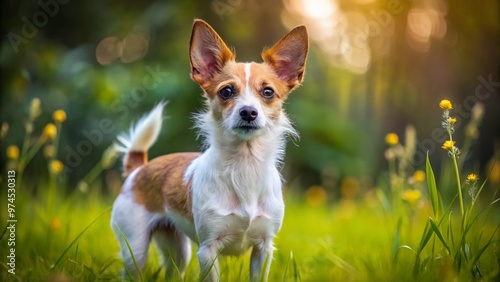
[0, 0, 498, 194]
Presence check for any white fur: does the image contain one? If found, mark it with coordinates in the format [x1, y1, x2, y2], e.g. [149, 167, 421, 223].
[111, 168, 192, 279]
[182, 65, 297, 282]
[111, 63, 298, 282]
[115, 102, 165, 153]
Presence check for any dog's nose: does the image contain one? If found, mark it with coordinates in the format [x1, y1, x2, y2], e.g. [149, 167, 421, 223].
[239, 106, 258, 122]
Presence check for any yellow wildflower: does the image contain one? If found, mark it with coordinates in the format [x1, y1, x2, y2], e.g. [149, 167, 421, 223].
[50, 160, 64, 174]
[439, 99, 453, 110]
[385, 133, 399, 146]
[441, 140, 455, 151]
[51, 217, 61, 231]
[402, 189, 422, 206]
[448, 117, 457, 125]
[341, 176, 359, 199]
[306, 185, 327, 206]
[52, 109, 67, 123]
[466, 173, 478, 183]
[6, 145, 20, 160]
[43, 123, 57, 140]
[413, 170, 425, 184]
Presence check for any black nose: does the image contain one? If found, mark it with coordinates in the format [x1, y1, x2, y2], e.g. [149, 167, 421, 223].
[239, 106, 258, 122]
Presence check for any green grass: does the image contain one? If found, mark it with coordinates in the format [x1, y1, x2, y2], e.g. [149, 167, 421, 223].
[1, 187, 498, 282]
[2, 96, 498, 281]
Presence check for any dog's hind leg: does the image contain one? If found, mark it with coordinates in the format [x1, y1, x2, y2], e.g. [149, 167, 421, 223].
[152, 223, 192, 279]
[111, 192, 154, 279]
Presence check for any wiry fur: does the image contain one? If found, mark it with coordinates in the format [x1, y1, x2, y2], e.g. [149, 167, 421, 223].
[110, 19, 308, 282]
[193, 107, 297, 169]
[115, 102, 165, 153]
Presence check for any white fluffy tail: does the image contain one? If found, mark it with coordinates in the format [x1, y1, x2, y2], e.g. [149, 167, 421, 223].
[115, 102, 166, 177]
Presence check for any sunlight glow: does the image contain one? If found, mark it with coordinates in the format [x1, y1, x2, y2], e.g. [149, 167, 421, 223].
[96, 28, 150, 65]
[405, 0, 448, 52]
[283, 0, 392, 73]
[302, 0, 335, 19]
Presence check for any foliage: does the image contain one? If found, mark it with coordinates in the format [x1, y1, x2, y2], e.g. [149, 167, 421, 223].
[0, 99, 498, 281]
[1, 0, 499, 281]
[0, 188, 498, 281]
[1, 0, 498, 188]
[385, 100, 499, 280]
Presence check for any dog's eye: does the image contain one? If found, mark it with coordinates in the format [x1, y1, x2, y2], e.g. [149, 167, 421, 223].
[262, 87, 275, 99]
[219, 86, 235, 100]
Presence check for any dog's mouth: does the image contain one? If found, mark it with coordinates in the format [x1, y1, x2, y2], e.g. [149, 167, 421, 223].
[236, 125, 259, 131]
[233, 123, 262, 135]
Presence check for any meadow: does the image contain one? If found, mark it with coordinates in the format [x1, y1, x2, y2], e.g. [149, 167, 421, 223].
[0, 183, 498, 281]
[0, 99, 499, 282]
[1, 0, 499, 280]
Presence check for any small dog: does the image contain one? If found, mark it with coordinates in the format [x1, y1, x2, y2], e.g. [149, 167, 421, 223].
[111, 19, 308, 281]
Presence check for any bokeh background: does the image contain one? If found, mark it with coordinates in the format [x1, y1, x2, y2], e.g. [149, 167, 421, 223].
[1, 0, 499, 196]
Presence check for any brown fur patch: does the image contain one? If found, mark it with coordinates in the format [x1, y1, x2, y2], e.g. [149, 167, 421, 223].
[131, 152, 201, 221]
[248, 63, 289, 120]
[202, 61, 290, 121]
[123, 151, 147, 178]
[261, 26, 309, 90]
[189, 20, 235, 89]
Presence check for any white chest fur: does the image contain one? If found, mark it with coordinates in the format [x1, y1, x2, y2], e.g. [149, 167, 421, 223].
[186, 145, 285, 255]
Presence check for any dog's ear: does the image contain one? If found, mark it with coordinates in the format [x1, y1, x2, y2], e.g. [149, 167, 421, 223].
[189, 19, 234, 88]
[262, 26, 309, 90]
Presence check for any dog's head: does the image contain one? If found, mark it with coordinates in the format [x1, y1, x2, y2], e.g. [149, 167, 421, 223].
[189, 19, 308, 141]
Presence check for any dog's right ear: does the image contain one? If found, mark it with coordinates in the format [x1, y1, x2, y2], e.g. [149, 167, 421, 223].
[189, 19, 234, 88]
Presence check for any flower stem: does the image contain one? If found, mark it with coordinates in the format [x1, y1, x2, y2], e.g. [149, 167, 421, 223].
[451, 153, 464, 218]
[443, 114, 465, 218]
[446, 126, 464, 219]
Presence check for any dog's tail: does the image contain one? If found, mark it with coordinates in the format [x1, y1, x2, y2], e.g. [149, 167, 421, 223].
[115, 102, 165, 178]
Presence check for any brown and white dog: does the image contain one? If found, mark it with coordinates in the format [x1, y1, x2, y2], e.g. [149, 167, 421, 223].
[111, 19, 308, 281]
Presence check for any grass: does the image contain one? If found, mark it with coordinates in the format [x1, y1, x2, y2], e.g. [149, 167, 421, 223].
[1, 99, 499, 281]
[0, 188, 498, 281]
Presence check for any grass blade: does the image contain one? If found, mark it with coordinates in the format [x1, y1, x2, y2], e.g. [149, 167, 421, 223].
[417, 221, 432, 252]
[165, 249, 181, 278]
[292, 253, 300, 282]
[73, 243, 79, 274]
[52, 208, 109, 269]
[462, 198, 500, 246]
[375, 188, 391, 212]
[97, 257, 118, 277]
[0, 224, 7, 240]
[318, 240, 355, 274]
[283, 251, 293, 282]
[426, 153, 439, 218]
[198, 250, 221, 282]
[429, 217, 451, 255]
[447, 212, 455, 247]
[391, 217, 403, 263]
[472, 158, 498, 209]
[471, 224, 500, 268]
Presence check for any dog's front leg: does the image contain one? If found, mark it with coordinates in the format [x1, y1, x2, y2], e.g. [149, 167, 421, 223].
[197, 241, 222, 282]
[250, 241, 274, 282]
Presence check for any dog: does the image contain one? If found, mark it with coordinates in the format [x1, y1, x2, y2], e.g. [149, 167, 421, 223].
[111, 19, 308, 281]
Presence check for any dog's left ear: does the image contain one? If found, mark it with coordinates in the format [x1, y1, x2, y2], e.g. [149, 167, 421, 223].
[262, 26, 309, 90]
